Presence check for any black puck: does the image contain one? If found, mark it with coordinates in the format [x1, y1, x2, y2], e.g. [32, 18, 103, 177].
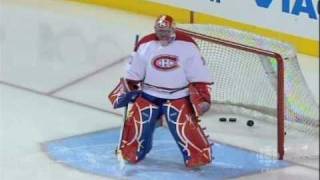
[229, 118, 237, 122]
[246, 120, 254, 127]
[219, 117, 227, 122]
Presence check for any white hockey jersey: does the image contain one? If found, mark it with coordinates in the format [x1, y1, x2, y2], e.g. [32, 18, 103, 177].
[125, 31, 212, 99]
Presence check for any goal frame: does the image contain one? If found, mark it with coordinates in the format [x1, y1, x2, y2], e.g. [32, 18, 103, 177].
[176, 28, 285, 160]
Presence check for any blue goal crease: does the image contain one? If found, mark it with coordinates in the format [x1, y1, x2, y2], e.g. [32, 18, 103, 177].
[43, 127, 291, 180]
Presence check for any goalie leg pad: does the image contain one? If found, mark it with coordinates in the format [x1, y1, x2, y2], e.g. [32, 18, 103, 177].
[119, 96, 160, 163]
[163, 98, 212, 168]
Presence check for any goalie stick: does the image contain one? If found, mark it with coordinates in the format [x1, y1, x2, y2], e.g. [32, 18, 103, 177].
[115, 34, 140, 167]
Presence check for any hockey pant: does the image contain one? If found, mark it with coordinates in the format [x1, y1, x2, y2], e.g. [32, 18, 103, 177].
[118, 95, 212, 168]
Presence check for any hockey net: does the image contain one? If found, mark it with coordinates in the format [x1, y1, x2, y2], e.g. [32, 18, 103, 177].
[177, 24, 319, 164]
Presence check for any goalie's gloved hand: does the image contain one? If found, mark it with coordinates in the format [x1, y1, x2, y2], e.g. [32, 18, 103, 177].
[108, 78, 141, 109]
[126, 79, 140, 91]
[196, 102, 210, 115]
[189, 82, 212, 117]
[125, 79, 141, 103]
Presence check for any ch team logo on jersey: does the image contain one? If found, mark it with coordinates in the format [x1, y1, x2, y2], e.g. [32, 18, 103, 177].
[152, 55, 179, 71]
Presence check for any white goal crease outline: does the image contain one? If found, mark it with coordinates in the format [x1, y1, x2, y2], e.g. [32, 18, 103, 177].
[41, 126, 296, 179]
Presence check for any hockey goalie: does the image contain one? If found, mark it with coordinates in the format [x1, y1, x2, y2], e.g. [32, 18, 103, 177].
[108, 15, 213, 169]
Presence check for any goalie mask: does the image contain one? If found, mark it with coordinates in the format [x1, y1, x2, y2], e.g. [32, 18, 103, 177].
[154, 15, 176, 46]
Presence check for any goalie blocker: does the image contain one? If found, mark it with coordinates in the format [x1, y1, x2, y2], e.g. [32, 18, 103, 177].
[189, 82, 212, 117]
[108, 79, 213, 168]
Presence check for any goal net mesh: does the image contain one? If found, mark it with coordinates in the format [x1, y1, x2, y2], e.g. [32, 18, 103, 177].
[177, 24, 319, 164]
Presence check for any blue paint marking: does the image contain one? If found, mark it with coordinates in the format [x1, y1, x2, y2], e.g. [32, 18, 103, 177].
[255, 0, 319, 19]
[44, 127, 290, 179]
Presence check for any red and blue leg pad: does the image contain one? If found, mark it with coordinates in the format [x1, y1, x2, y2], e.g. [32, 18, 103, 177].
[119, 96, 160, 163]
[163, 98, 213, 168]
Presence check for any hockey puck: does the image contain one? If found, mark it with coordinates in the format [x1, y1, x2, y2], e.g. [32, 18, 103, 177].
[219, 117, 227, 122]
[229, 118, 237, 122]
[246, 120, 254, 127]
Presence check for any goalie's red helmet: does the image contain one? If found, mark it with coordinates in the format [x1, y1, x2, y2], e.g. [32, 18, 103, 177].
[154, 15, 176, 30]
[154, 15, 176, 45]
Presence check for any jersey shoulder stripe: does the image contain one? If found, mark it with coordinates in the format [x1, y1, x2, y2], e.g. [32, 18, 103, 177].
[134, 33, 158, 52]
[175, 31, 198, 46]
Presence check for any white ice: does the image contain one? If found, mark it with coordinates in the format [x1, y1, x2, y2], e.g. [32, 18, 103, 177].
[0, 0, 319, 179]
